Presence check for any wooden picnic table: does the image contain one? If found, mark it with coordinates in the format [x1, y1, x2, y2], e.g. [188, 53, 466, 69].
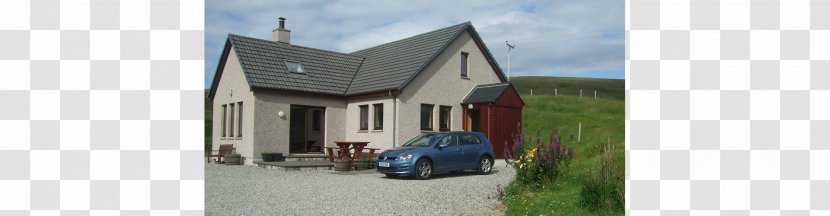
[325, 141, 371, 161]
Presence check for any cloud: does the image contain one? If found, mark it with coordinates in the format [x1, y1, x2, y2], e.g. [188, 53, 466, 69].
[204, 0, 624, 88]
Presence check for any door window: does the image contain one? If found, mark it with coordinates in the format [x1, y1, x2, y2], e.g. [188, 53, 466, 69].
[439, 134, 458, 147]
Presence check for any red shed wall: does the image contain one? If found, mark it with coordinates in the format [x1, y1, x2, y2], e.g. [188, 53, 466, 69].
[464, 84, 524, 159]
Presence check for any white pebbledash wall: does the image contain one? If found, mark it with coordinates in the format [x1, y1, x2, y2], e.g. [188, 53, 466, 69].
[381, 29, 501, 148]
[253, 91, 346, 159]
[344, 96, 395, 150]
[212, 47, 257, 164]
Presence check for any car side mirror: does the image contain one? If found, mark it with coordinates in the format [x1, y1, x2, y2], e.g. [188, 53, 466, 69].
[437, 143, 448, 149]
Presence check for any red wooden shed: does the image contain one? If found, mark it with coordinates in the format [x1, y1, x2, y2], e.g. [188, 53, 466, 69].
[461, 82, 524, 159]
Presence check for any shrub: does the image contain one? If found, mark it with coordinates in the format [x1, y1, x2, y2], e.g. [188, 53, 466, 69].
[578, 138, 624, 211]
[578, 177, 623, 210]
[506, 123, 575, 184]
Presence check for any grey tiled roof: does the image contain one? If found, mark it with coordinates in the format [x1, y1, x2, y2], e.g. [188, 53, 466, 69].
[462, 83, 510, 104]
[228, 34, 364, 95]
[218, 22, 480, 96]
[346, 22, 471, 95]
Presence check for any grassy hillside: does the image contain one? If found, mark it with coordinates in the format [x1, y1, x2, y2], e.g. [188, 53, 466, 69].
[503, 94, 625, 215]
[510, 76, 625, 101]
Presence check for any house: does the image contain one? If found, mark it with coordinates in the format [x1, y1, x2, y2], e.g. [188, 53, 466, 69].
[208, 18, 524, 164]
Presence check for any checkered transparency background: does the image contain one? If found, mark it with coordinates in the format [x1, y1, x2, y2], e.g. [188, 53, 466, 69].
[627, 0, 830, 215]
[0, 0, 204, 215]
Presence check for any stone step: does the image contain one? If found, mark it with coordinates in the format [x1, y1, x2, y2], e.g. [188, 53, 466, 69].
[254, 161, 334, 171]
[284, 153, 329, 162]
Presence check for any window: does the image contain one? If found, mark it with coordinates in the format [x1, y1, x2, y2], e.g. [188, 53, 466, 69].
[285, 60, 304, 73]
[359, 105, 369, 131]
[439, 106, 452, 131]
[229, 103, 235, 137]
[237, 102, 243, 137]
[221, 105, 227, 137]
[461, 133, 482, 145]
[420, 104, 434, 131]
[311, 110, 322, 131]
[439, 134, 458, 147]
[373, 104, 383, 130]
[460, 52, 469, 77]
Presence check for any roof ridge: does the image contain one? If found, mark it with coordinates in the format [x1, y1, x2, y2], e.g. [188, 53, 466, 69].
[348, 21, 471, 55]
[228, 34, 359, 58]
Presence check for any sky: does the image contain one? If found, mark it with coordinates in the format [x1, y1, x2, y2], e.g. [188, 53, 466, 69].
[204, 0, 625, 88]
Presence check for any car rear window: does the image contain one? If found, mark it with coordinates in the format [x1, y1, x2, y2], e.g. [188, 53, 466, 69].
[460, 134, 481, 145]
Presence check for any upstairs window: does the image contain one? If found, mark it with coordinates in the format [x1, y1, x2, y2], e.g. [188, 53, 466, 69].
[460, 52, 469, 78]
[359, 105, 369, 131]
[285, 60, 304, 73]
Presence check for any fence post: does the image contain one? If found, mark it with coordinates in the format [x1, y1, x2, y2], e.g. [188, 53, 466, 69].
[580, 89, 583, 98]
[594, 90, 597, 99]
[530, 89, 533, 96]
[578, 123, 582, 143]
[555, 88, 557, 96]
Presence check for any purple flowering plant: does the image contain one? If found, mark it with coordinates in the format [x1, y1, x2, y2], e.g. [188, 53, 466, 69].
[506, 122, 574, 183]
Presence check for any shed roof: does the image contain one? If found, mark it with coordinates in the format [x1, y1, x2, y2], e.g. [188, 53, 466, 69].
[462, 83, 511, 104]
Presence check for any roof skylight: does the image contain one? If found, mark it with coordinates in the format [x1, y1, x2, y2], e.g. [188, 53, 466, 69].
[285, 61, 304, 73]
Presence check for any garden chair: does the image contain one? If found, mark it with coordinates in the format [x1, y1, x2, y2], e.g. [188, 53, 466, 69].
[207, 144, 235, 164]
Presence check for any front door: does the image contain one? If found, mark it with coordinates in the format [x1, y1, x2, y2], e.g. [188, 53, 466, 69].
[289, 105, 325, 153]
[465, 109, 481, 132]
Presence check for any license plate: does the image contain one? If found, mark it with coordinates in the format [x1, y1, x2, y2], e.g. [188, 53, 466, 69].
[378, 162, 390, 167]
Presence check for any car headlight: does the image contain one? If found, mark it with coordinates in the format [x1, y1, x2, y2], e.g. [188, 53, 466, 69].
[397, 154, 412, 162]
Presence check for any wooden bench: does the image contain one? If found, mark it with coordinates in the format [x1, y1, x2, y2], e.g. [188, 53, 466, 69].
[324, 144, 380, 162]
[207, 144, 235, 164]
[364, 148, 381, 160]
[325, 146, 353, 162]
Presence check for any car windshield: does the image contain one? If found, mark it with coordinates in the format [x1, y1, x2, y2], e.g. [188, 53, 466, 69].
[402, 134, 440, 147]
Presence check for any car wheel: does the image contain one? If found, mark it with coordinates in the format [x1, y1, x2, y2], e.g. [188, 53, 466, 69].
[385, 173, 398, 178]
[477, 156, 492, 174]
[415, 159, 432, 180]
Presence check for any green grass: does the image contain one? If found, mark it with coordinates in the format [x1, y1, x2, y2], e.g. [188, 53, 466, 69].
[502, 94, 625, 215]
[510, 76, 625, 100]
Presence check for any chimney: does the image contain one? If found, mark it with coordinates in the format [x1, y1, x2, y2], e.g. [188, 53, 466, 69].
[273, 17, 291, 43]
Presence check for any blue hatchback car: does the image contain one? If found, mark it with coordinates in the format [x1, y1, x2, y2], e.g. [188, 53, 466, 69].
[376, 131, 495, 179]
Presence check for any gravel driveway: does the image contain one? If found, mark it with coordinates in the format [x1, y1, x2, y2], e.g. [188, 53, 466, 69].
[205, 160, 515, 215]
